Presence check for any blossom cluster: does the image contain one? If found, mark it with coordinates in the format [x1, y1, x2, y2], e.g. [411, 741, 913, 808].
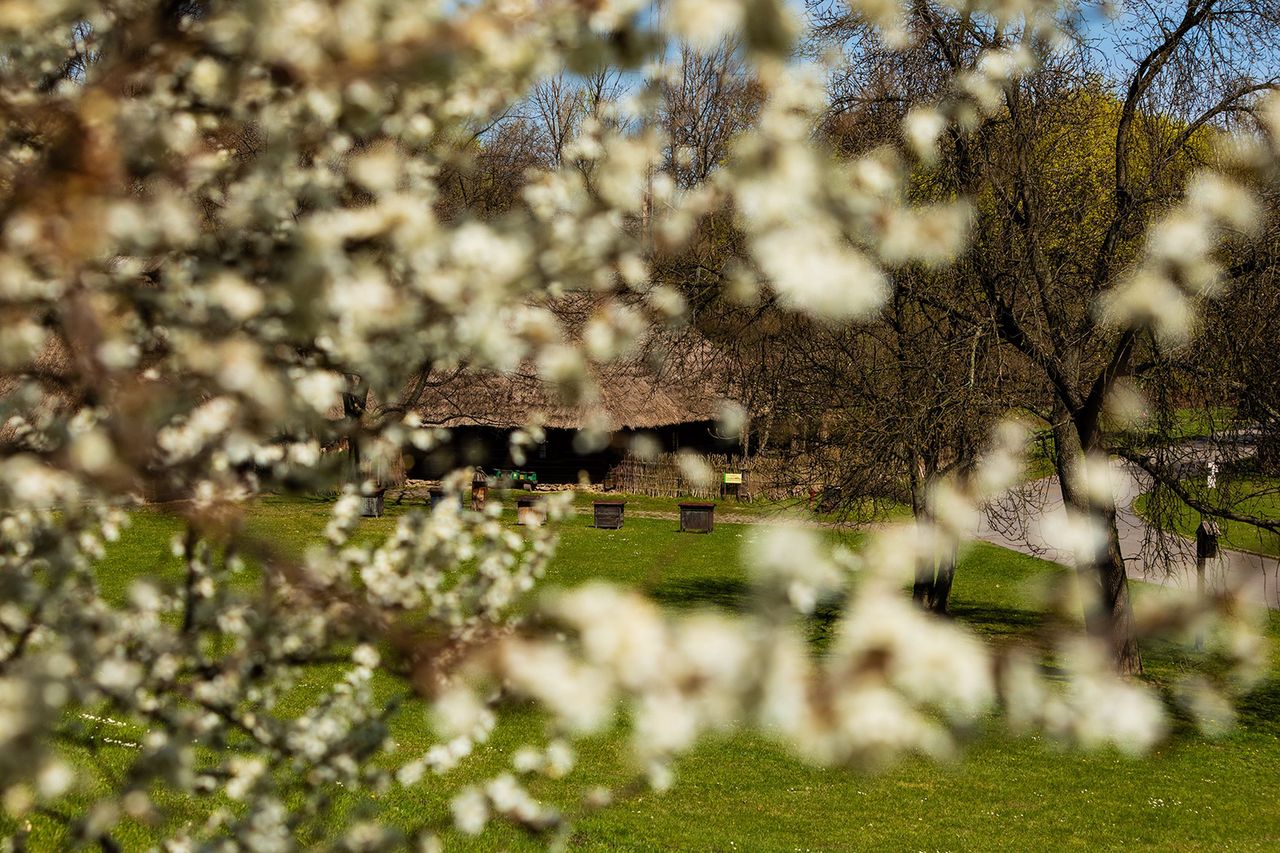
[0, 0, 1272, 849]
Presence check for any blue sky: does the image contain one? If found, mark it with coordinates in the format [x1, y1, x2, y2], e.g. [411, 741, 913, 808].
[796, 0, 1270, 74]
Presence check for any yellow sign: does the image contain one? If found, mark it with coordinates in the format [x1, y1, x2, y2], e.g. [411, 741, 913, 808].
[723, 473, 743, 484]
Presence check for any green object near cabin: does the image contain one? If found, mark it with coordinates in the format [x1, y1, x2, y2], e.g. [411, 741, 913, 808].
[493, 468, 538, 485]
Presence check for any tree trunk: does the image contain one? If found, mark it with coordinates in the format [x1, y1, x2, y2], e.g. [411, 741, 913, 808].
[1052, 416, 1143, 675]
[1258, 419, 1280, 476]
[342, 378, 369, 486]
[908, 460, 959, 613]
[909, 458, 934, 606]
[1096, 502, 1142, 674]
[929, 540, 957, 616]
[911, 555, 935, 606]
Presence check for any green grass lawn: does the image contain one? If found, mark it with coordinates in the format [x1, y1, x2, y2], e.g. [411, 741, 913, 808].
[510, 486, 908, 524]
[566, 489, 809, 519]
[1018, 407, 1245, 484]
[1159, 409, 1241, 440]
[1135, 482, 1280, 558]
[25, 497, 1280, 850]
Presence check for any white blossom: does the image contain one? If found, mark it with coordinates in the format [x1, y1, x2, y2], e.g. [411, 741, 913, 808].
[0, 2, 1264, 848]
[670, 0, 743, 49]
[450, 787, 489, 836]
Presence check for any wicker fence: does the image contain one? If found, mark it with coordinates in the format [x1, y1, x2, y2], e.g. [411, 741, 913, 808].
[603, 452, 837, 501]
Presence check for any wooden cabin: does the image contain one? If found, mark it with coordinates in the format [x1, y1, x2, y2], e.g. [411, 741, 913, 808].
[408, 357, 739, 484]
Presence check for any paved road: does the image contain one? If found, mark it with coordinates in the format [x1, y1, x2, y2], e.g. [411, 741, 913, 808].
[976, 461, 1280, 610]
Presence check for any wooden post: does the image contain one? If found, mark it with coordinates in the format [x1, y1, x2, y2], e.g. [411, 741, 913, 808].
[1195, 519, 1220, 651]
[471, 469, 488, 512]
[721, 472, 743, 501]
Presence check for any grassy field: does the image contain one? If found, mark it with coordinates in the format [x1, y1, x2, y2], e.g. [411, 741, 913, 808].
[1126, 408, 1245, 444]
[1017, 407, 1245, 484]
[1135, 482, 1280, 558]
[23, 496, 1280, 850]
[397, 485, 909, 524]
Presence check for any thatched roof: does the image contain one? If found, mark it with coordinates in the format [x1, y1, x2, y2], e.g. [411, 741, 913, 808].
[0, 336, 76, 445]
[412, 358, 721, 431]
[4, 294, 728, 441]
[406, 292, 727, 432]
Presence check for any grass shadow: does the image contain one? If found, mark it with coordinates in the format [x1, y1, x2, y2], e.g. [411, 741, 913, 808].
[649, 577, 750, 611]
[1233, 676, 1280, 734]
[947, 601, 1045, 642]
[646, 578, 850, 652]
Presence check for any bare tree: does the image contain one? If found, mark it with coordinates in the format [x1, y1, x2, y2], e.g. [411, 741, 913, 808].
[660, 42, 760, 188]
[808, 0, 1280, 673]
[527, 69, 627, 169]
